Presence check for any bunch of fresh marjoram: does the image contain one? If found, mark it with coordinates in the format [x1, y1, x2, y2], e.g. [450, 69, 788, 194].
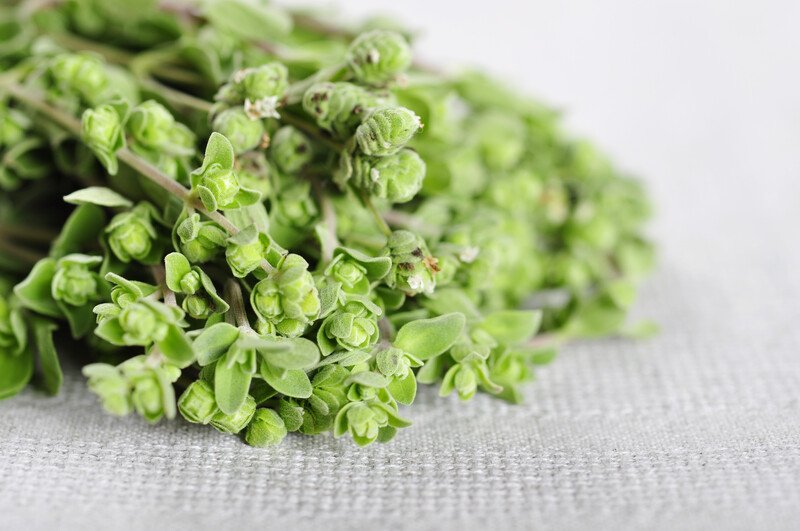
[0, 0, 654, 446]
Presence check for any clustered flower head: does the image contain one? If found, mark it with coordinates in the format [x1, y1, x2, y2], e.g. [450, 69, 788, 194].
[0, 2, 654, 448]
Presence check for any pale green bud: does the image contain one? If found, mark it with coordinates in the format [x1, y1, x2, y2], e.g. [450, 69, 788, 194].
[233, 63, 288, 101]
[178, 380, 219, 424]
[178, 218, 227, 264]
[352, 148, 425, 203]
[347, 30, 412, 85]
[127, 100, 175, 150]
[199, 164, 240, 208]
[302, 82, 382, 137]
[270, 126, 312, 174]
[251, 254, 320, 337]
[212, 108, 265, 154]
[117, 302, 168, 345]
[183, 294, 212, 320]
[328, 258, 368, 294]
[245, 408, 287, 447]
[317, 298, 380, 355]
[51, 256, 101, 307]
[210, 395, 256, 434]
[385, 230, 438, 295]
[50, 53, 108, 102]
[81, 104, 124, 174]
[225, 237, 264, 278]
[355, 106, 422, 157]
[83, 364, 131, 416]
[106, 205, 158, 264]
[120, 358, 181, 424]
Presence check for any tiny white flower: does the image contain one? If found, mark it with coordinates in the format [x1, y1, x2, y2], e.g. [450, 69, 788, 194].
[370, 168, 381, 182]
[233, 68, 252, 84]
[367, 49, 381, 64]
[407, 274, 423, 291]
[244, 96, 280, 120]
[459, 246, 480, 263]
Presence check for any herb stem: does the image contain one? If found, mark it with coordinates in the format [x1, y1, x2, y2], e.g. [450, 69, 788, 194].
[224, 279, 251, 330]
[49, 32, 134, 65]
[149, 265, 177, 306]
[358, 189, 392, 238]
[278, 111, 344, 152]
[130, 48, 214, 113]
[0, 83, 237, 234]
[0, 239, 46, 265]
[311, 179, 338, 263]
[384, 209, 431, 235]
[49, 31, 206, 87]
[283, 62, 347, 105]
[0, 224, 59, 243]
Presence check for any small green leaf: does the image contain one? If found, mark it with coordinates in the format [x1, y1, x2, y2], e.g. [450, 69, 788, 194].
[57, 300, 95, 339]
[193, 323, 240, 366]
[376, 426, 397, 443]
[154, 366, 178, 421]
[51, 204, 106, 259]
[14, 258, 60, 318]
[164, 252, 193, 293]
[375, 402, 412, 428]
[0, 346, 34, 400]
[214, 352, 252, 415]
[197, 269, 229, 313]
[260, 363, 313, 399]
[202, 131, 235, 170]
[333, 246, 392, 280]
[197, 186, 218, 211]
[94, 318, 126, 346]
[346, 371, 389, 388]
[388, 371, 417, 405]
[314, 349, 372, 368]
[333, 402, 353, 437]
[423, 288, 482, 322]
[204, 0, 292, 42]
[479, 310, 542, 344]
[416, 355, 444, 385]
[394, 312, 466, 360]
[64, 187, 133, 208]
[157, 325, 195, 368]
[229, 187, 262, 209]
[474, 363, 503, 394]
[260, 338, 320, 370]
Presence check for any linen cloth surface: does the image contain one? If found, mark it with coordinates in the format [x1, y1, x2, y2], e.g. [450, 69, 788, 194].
[2, 1, 799, 529]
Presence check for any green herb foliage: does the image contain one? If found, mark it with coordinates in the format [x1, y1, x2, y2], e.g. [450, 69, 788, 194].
[0, 0, 655, 447]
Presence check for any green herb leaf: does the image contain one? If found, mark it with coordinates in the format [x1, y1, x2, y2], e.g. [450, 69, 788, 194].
[259, 363, 313, 399]
[64, 187, 133, 208]
[0, 345, 34, 400]
[193, 323, 240, 366]
[479, 310, 542, 344]
[394, 312, 466, 360]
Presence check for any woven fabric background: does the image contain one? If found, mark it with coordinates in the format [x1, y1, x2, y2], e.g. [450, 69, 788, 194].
[2, 1, 799, 529]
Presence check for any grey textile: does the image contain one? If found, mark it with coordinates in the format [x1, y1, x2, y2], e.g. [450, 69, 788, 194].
[2, 1, 800, 529]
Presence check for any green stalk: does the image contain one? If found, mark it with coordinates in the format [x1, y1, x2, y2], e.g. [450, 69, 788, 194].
[48, 31, 206, 87]
[0, 224, 59, 243]
[224, 279, 252, 330]
[282, 62, 347, 105]
[0, 238, 45, 265]
[130, 47, 215, 113]
[358, 189, 392, 238]
[0, 82, 238, 237]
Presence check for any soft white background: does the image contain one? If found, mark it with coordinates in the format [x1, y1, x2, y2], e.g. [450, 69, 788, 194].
[2, 1, 799, 530]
